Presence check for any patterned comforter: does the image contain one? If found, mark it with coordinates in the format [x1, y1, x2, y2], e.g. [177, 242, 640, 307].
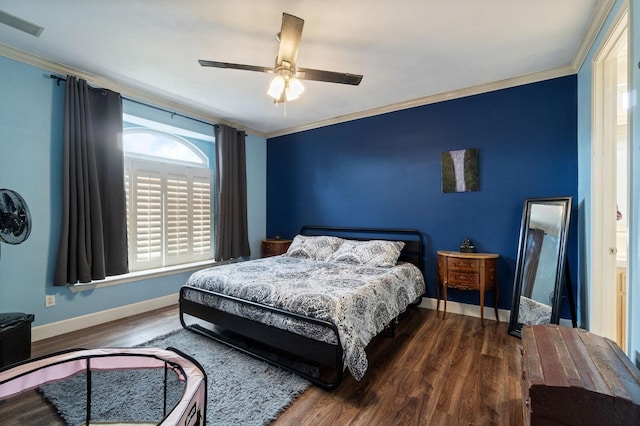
[182, 255, 425, 380]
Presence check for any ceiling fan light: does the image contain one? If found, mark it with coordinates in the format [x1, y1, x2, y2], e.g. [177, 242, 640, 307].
[288, 77, 304, 98]
[285, 86, 299, 102]
[267, 75, 285, 99]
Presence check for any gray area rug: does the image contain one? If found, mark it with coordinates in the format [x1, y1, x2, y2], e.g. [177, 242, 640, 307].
[39, 328, 311, 425]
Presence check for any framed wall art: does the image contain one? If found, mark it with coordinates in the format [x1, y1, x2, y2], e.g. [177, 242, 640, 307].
[441, 148, 479, 193]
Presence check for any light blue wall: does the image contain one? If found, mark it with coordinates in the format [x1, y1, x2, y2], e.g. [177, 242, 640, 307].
[577, 0, 640, 362]
[576, 0, 624, 330]
[0, 56, 63, 323]
[0, 55, 266, 327]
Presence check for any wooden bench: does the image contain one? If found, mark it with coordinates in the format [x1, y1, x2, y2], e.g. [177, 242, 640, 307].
[521, 324, 640, 425]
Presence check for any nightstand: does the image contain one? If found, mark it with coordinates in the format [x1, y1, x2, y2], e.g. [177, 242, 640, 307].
[261, 238, 293, 258]
[437, 250, 499, 325]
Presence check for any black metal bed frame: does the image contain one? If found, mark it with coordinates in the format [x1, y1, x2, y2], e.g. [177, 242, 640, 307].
[179, 226, 425, 390]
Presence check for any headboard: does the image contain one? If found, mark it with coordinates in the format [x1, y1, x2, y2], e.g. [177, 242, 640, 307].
[299, 225, 425, 274]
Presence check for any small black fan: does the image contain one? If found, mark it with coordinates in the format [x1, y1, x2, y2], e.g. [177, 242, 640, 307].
[0, 189, 31, 260]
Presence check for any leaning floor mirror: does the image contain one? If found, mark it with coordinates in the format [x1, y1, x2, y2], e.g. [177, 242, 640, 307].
[508, 197, 572, 338]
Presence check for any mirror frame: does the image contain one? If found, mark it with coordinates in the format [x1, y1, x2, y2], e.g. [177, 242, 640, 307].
[508, 196, 572, 338]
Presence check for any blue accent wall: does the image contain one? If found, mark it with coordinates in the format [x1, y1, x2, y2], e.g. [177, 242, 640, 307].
[267, 76, 578, 312]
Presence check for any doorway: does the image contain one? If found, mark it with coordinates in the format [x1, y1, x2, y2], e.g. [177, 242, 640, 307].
[592, 8, 629, 349]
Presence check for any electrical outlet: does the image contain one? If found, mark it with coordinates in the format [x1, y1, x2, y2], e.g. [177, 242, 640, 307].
[45, 295, 55, 307]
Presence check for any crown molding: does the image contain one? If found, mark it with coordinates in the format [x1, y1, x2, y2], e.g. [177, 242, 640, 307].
[0, 43, 267, 138]
[267, 65, 576, 139]
[571, 0, 617, 71]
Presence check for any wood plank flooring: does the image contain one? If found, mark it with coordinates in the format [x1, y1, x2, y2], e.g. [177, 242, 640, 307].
[9, 305, 523, 425]
[274, 307, 523, 425]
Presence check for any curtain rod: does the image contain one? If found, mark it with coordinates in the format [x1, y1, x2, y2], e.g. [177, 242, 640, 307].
[49, 74, 219, 129]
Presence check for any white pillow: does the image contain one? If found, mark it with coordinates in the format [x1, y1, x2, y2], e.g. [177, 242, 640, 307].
[284, 235, 344, 261]
[327, 239, 405, 267]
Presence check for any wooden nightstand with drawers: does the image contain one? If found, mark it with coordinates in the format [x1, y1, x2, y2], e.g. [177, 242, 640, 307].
[437, 250, 499, 325]
[261, 238, 293, 258]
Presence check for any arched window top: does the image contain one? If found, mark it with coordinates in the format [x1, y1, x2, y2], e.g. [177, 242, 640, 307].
[123, 128, 208, 167]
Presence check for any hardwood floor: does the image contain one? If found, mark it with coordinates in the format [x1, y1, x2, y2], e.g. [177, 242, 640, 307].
[274, 307, 524, 426]
[8, 305, 524, 425]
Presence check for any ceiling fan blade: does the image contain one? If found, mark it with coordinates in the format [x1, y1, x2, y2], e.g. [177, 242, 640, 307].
[0, 10, 44, 37]
[276, 13, 304, 66]
[198, 60, 274, 74]
[296, 67, 363, 86]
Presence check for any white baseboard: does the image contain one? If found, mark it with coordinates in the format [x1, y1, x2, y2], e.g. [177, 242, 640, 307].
[31, 295, 569, 342]
[419, 297, 511, 323]
[32, 294, 179, 341]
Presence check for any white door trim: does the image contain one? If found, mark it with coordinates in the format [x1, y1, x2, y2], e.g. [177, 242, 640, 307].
[591, 6, 629, 341]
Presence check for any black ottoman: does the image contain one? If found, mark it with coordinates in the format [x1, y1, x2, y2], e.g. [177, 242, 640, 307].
[0, 312, 34, 368]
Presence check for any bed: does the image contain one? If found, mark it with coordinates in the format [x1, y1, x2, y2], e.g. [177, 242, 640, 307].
[179, 226, 426, 389]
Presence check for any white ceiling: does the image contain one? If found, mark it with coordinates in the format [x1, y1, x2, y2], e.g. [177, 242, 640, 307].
[0, 1, 608, 137]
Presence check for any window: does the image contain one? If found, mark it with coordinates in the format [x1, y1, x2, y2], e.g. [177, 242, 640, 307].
[123, 113, 214, 272]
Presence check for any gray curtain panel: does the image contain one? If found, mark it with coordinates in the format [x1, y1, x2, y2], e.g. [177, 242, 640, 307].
[54, 76, 128, 285]
[215, 124, 251, 261]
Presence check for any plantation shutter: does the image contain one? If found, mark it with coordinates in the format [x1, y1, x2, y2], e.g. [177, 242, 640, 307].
[191, 170, 213, 260]
[129, 161, 164, 270]
[125, 159, 213, 270]
[165, 168, 190, 265]
[124, 160, 131, 242]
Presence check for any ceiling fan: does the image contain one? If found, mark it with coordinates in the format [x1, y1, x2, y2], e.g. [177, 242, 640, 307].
[198, 12, 363, 103]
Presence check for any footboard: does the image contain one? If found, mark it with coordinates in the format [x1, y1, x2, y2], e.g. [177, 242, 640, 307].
[179, 286, 344, 390]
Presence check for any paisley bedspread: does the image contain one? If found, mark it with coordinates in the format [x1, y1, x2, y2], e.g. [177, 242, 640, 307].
[182, 255, 425, 381]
